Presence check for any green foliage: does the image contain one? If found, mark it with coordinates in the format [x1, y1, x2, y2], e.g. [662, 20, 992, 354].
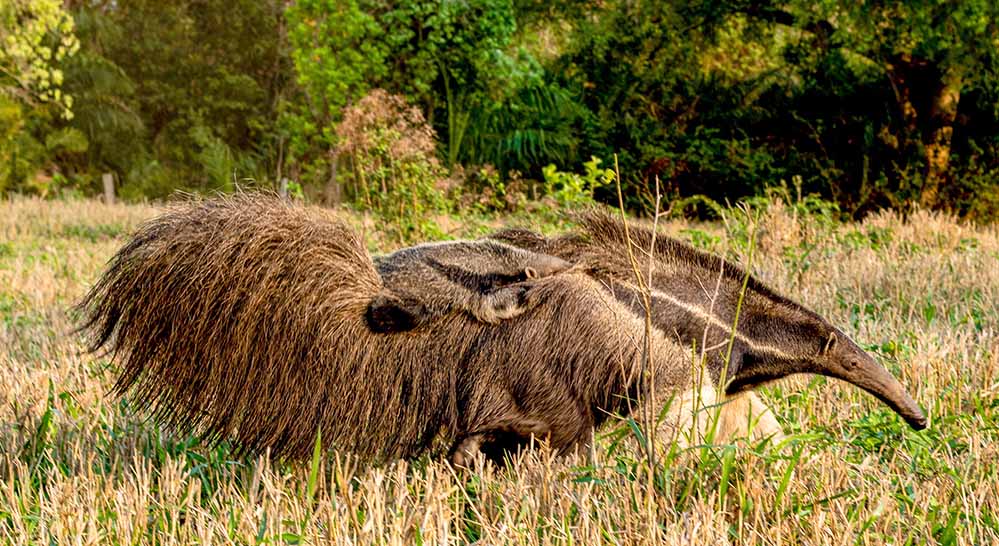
[337, 90, 446, 239]
[428, 0, 517, 166]
[551, 0, 999, 217]
[462, 78, 581, 174]
[59, 10, 144, 188]
[0, 0, 80, 118]
[284, 0, 385, 171]
[0, 95, 66, 196]
[542, 156, 614, 208]
[43, 127, 86, 155]
[0, 96, 25, 193]
[2, 0, 998, 222]
[283, 0, 524, 192]
[287, 0, 385, 121]
[60, 0, 287, 198]
[0, 0, 82, 195]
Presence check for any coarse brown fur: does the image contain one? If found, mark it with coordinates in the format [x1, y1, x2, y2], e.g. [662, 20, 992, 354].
[367, 240, 570, 333]
[489, 209, 927, 431]
[76, 195, 691, 463]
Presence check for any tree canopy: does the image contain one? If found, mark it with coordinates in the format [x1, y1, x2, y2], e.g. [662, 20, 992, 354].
[2, 0, 997, 219]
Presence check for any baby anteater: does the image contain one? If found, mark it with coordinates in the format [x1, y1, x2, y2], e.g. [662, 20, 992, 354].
[367, 240, 571, 333]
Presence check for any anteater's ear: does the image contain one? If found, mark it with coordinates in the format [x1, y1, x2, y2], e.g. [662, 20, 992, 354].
[821, 331, 838, 355]
[524, 266, 539, 279]
[366, 293, 421, 333]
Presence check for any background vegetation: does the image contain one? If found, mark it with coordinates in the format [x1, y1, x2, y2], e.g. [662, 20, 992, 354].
[3, 0, 999, 224]
[4, 2, 998, 542]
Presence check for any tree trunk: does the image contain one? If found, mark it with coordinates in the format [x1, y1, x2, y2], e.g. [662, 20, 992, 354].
[102, 173, 116, 204]
[888, 56, 962, 209]
[920, 66, 962, 209]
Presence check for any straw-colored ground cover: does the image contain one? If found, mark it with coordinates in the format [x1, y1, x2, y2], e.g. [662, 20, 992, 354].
[1, 197, 996, 544]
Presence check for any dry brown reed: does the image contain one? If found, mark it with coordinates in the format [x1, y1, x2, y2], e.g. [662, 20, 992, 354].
[1, 195, 996, 544]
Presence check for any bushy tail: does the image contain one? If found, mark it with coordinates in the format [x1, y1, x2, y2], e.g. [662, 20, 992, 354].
[76, 194, 386, 459]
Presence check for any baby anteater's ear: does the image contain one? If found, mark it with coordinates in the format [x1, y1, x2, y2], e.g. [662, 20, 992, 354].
[366, 292, 422, 333]
[523, 253, 571, 279]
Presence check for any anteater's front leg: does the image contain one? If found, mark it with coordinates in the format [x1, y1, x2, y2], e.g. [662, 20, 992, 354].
[450, 417, 552, 467]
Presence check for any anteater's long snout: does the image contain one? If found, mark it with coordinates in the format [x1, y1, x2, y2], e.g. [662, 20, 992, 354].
[832, 353, 927, 430]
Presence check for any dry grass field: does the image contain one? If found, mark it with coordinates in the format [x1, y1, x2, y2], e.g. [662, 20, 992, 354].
[1, 196, 997, 544]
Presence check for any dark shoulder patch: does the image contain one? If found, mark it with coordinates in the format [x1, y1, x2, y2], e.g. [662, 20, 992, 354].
[366, 294, 421, 333]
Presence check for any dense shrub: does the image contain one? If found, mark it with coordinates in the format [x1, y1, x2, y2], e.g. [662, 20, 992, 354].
[336, 90, 446, 238]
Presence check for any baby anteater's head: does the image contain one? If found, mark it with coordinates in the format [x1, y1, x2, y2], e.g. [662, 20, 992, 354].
[367, 239, 571, 333]
[444, 239, 570, 283]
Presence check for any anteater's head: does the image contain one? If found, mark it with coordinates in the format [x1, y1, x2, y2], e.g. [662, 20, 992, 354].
[571, 209, 928, 431]
[489, 212, 928, 431]
[723, 304, 928, 430]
